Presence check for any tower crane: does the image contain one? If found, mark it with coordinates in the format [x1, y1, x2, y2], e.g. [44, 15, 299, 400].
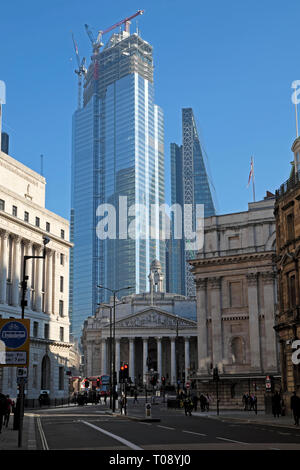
[84, 9, 144, 59]
[72, 33, 87, 109]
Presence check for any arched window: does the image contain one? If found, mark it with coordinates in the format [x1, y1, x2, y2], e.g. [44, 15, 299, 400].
[41, 355, 51, 390]
[231, 337, 244, 364]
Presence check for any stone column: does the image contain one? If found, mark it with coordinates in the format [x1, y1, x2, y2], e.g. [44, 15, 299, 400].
[208, 277, 223, 370]
[12, 236, 21, 306]
[35, 245, 44, 312]
[262, 271, 278, 370]
[129, 338, 135, 383]
[156, 337, 162, 380]
[196, 278, 208, 373]
[184, 336, 190, 385]
[247, 272, 262, 371]
[170, 337, 176, 385]
[101, 338, 107, 375]
[24, 242, 33, 310]
[46, 250, 53, 314]
[0, 231, 9, 304]
[142, 338, 148, 384]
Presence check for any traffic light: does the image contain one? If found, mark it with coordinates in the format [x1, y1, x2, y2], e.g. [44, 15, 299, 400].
[161, 376, 165, 385]
[84, 379, 90, 388]
[119, 364, 125, 383]
[124, 363, 129, 380]
[96, 377, 100, 387]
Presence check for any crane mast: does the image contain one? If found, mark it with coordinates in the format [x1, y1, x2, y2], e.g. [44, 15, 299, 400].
[72, 33, 87, 109]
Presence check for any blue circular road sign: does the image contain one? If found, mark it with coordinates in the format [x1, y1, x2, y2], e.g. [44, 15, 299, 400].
[0, 321, 28, 349]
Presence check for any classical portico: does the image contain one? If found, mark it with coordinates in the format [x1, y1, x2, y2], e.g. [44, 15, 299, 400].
[89, 307, 197, 387]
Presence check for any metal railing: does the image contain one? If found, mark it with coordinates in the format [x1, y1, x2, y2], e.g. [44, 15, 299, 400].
[276, 169, 300, 199]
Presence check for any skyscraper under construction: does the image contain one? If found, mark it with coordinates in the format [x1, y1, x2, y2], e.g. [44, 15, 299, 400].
[70, 14, 165, 337]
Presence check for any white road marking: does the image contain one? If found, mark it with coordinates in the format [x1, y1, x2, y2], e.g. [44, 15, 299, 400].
[216, 437, 249, 445]
[37, 417, 49, 450]
[157, 425, 175, 430]
[182, 430, 207, 437]
[80, 420, 143, 450]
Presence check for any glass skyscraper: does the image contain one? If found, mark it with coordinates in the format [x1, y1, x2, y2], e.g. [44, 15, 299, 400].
[70, 31, 165, 338]
[167, 108, 215, 297]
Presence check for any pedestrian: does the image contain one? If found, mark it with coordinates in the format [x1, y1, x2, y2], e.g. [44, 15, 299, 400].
[133, 390, 138, 404]
[103, 392, 107, 404]
[0, 393, 7, 433]
[242, 393, 249, 411]
[199, 394, 207, 412]
[251, 394, 257, 415]
[192, 394, 198, 412]
[205, 394, 210, 412]
[184, 396, 192, 416]
[3, 395, 14, 428]
[291, 391, 300, 426]
[272, 391, 281, 418]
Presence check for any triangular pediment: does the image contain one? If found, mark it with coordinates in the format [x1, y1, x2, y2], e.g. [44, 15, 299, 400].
[106, 307, 196, 330]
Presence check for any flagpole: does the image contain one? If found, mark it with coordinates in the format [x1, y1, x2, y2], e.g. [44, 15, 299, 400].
[295, 99, 299, 139]
[252, 156, 256, 202]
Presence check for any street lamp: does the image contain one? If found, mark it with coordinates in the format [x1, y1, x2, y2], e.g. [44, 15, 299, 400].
[18, 235, 50, 448]
[97, 299, 126, 410]
[97, 284, 133, 412]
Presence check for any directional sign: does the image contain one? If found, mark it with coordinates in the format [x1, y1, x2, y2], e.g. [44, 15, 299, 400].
[0, 319, 30, 367]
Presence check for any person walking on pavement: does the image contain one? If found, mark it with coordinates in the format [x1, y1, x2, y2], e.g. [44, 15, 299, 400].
[205, 394, 210, 412]
[291, 391, 300, 426]
[184, 396, 192, 416]
[272, 391, 281, 418]
[0, 393, 7, 433]
[133, 389, 138, 405]
[3, 395, 14, 428]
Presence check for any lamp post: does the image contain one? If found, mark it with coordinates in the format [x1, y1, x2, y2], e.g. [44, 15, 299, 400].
[97, 285, 133, 412]
[18, 235, 50, 448]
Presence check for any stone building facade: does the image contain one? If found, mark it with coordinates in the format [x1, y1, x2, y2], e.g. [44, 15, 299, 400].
[0, 149, 73, 400]
[81, 260, 197, 388]
[189, 196, 281, 407]
[274, 137, 300, 406]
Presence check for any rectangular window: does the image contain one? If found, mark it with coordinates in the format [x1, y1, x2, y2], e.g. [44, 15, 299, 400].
[59, 300, 64, 317]
[44, 323, 49, 340]
[60, 254, 64, 265]
[33, 321, 38, 338]
[59, 366, 64, 390]
[61, 229, 65, 239]
[229, 281, 242, 307]
[35, 217, 40, 227]
[46, 222, 50, 232]
[24, 211, 29, 222]
[0, 199, 5, 211]
[60, 276, 64, 293]
[60, 327, 64, 342]
[287, 213, 295, 241]
[32, 364, 38, 389]
[289, 275, 296, 309]
[12, 205, 17, 217]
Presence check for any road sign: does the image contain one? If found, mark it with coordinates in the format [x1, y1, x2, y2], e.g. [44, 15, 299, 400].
[17, 367, 28, 378]
[145, 403, 152, 418]
[0, 319, 30, 367]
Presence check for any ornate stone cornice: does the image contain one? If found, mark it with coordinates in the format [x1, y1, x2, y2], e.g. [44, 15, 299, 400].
[190, 252, 275, 268]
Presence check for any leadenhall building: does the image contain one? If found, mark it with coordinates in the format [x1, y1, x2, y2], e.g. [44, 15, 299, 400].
[274, 136, 300, 402]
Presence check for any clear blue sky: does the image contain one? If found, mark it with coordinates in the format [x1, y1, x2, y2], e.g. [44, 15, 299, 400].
[0, 0, 299, 219]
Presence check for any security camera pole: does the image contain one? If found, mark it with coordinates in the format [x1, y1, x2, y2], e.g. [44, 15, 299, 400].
[18, 236, 50, 448]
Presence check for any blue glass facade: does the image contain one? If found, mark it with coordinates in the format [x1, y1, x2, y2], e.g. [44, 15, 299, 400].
[71, 33, 165, 337]
[168, 108, 216, 296]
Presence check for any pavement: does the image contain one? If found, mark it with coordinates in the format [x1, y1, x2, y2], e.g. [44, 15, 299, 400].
[1, 403, 299, 450]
